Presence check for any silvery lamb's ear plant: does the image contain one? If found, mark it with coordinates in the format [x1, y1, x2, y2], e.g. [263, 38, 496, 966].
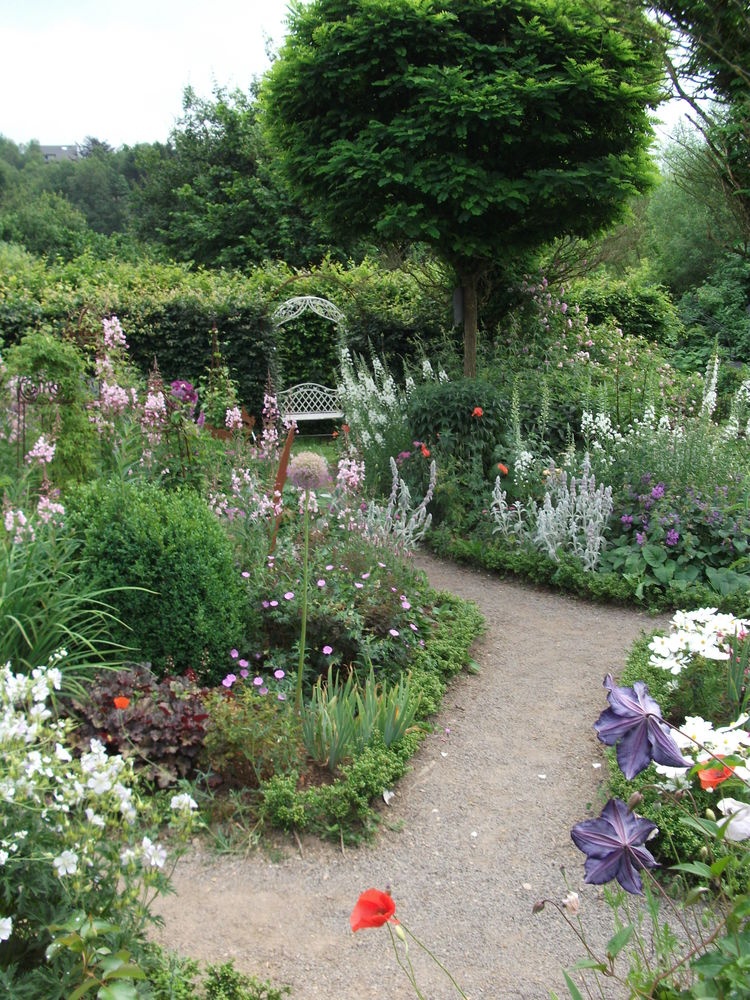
[533, 454, 614, 571]
[490, 454, 613, 571]
[355, 458, 437, 556]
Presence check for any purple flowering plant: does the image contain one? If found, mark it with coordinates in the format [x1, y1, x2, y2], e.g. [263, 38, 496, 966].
[600, 475, 750, 599]
[537, 666, 750, 996]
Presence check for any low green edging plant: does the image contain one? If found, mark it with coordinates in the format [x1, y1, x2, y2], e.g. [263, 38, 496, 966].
[428, 527, 750, 618]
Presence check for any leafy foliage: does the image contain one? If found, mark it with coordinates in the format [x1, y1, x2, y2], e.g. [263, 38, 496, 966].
[66, 480, 245, 682]
[0, 525, 128, 686]
[263, 0, 664, 373]
[63, 664, 211, 787]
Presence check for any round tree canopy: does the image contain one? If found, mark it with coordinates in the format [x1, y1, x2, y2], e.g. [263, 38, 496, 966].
[263, 0, 666, 270]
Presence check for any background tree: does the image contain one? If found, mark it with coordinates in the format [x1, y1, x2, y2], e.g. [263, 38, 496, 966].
[128, 86, 337, 269]
[262, 0, 665, 376]
[652, 0, 750, 247]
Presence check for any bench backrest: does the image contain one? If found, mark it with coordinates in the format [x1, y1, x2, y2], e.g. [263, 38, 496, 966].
[277, 382, 344, 421]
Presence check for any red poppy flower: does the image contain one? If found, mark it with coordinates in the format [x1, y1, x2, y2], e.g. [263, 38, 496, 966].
[350, 889, 398, 932]
[497, 463, 509, 475]
[341, 424, 350, 434]
[697, 756, 734, 790]
[420, 445, 430, 458]
[471, 406, 483, 418]
[331, 430, 339, 439]
[113, 696, 130, 710]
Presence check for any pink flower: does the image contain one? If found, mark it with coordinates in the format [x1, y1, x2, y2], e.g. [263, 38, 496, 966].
[322, 645, 333, 655]
[222, 674, 237, 688]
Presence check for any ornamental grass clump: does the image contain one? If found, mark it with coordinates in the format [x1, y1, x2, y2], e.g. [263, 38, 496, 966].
[301, 666, 421, 772]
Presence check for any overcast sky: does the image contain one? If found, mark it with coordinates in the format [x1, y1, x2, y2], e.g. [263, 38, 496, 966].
[0, 0, 291, 148]
[2, 0, 687, 151]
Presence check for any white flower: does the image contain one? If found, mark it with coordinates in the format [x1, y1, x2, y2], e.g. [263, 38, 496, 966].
[562, 891, 580, 914]
[717, 798, 750, 841]
[120, 847, 138, 866]
[53, 850, 78, 877]
[85, 808, 105, 828]
[141, 836, 167, 869]
[170, 793, 198, 812]
[0, 916, 12, 941]
[87, 771, 113, 795]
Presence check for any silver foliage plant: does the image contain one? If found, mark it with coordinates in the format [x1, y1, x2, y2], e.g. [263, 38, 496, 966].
[491, 454, 613, 571]
[355, 457, 437, 556]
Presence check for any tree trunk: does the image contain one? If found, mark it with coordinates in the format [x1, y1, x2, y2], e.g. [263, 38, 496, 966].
[461, 272, 479, 378]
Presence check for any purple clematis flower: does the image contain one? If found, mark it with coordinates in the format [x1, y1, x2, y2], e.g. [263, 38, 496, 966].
[571, 798, 659, 895]
[594, 674, 690, 780]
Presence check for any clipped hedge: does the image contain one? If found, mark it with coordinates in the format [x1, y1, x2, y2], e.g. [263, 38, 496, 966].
[0, 246, 450, 419]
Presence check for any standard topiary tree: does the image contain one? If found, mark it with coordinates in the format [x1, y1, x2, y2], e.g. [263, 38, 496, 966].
[262, 0, 665, 377]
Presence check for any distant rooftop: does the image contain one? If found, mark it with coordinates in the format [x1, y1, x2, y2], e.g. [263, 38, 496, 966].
[39, 144, 80, 163]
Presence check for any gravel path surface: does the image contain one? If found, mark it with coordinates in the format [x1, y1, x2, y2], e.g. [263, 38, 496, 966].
[155, 553, 667, 999]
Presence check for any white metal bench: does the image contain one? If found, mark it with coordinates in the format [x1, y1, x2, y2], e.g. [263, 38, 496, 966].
[277, 382, 344, 423]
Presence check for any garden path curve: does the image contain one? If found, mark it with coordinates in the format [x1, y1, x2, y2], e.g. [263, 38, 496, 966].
[155, 553, 668, 999]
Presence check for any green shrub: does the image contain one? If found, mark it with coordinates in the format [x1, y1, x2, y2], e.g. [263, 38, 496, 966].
[66, 480, 245, 682]
[3, 330, 98, 485]
[201, 686, 303, 789]
[407, 378, 509, 472]
[572, 270, 684, 347]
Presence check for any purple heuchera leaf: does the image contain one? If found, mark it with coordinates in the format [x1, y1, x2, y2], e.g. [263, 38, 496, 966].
[571, 798, 659, 895]
[594, 674, 690, 780]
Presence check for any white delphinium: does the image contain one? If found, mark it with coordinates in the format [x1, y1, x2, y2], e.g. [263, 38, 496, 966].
[701, 351, 720, 418]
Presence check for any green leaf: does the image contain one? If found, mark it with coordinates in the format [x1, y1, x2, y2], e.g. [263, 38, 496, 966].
[562, 970, 586, 1000]
[98, 983, 140, 1000]
[671, 861, 713, 879]
[641, 543, 667, 567]
[67, 981, 100, 1000]
[606, 924, 634, 959]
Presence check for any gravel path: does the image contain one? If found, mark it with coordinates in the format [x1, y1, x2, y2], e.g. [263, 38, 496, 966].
[154, 553, 667, 999]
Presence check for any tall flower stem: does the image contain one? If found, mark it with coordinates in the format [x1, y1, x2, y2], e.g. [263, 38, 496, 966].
[294, 489, 311, 713]
[387, 921, 469, 999]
